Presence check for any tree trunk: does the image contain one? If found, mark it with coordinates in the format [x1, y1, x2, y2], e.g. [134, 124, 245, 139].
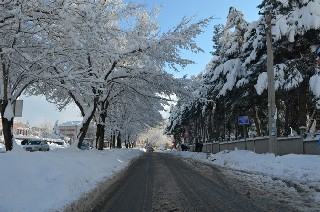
[70, 91, 98, 149]
[2, 116, 14, 151]
[284, 96, 290, 136]
[112, 132, 116, 148]
[96, 101, 109, 150]
[95, 127, 99, 149]
[128, 134, 132, 148]
[253, 106, 262, 136]
[1, 101, 14, 151]
[96, 123, 105, 150]
[299, 79, 308, 128]
[110, 134, 112, 148]
[98, 124, 105, 150]
[77, 116, 94, 149]
[95, 106, 107, 150]
[116, 131, 121, 148]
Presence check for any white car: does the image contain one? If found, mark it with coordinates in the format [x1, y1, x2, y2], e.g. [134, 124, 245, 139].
[23, 140, 50, 152]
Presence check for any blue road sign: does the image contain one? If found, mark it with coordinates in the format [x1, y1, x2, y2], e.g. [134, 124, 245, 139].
[238, 116, 249, 125]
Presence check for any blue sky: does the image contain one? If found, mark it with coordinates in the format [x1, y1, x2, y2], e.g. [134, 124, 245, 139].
[145, 0, 261, 77]
[16, 0, 261, 126]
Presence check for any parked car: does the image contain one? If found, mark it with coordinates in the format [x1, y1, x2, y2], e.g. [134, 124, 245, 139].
[53, 140, 66, 145]
[23, 140, 50, 152]
[21, 139, 28, 145]
[80, 142, 90, 150]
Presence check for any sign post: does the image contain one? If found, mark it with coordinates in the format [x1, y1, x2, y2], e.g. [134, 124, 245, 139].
[238, 116, 249, 150]
[13, 100, 23, 117]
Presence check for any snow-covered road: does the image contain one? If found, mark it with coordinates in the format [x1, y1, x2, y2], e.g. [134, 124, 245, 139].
[167, 150, 320, 211]
[1, 145, 320, 211]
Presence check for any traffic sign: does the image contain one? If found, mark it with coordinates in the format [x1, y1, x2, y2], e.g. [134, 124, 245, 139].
[238, 116, 249, 125]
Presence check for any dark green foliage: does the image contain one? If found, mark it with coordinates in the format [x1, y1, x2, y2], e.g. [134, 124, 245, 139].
[166, 1, 320, 143]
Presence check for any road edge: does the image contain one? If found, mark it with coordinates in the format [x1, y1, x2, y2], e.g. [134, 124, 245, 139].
[63, 154, 143, 212]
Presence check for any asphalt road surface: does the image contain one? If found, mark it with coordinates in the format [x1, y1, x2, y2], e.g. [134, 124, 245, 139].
[92, 152, 296, 212]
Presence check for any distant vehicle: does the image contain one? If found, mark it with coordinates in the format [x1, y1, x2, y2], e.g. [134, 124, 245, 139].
[21, 139, 28, 145]
[80, 142, 90, 150]
[23, 140, 50, 152]
[146, 146, 154, 152]
[181, 144, 190, 151]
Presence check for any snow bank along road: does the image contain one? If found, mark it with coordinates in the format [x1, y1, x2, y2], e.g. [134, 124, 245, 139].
[86, 152, 298, 212]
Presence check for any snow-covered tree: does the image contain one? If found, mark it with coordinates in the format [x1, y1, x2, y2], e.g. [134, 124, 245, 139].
[101, 82, 166, 149]
[167, 0, 320, 141]
[138, 122, 172, 148]
[0, 1, 63, 150]
[53, 120, 61, 139]
[25, 0, 210, 149]
[37, 120, 53, 139]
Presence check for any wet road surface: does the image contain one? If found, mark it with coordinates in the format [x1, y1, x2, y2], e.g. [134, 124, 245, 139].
[92, 152, 296, 212]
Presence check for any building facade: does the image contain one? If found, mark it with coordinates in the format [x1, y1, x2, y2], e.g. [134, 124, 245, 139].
[58, 121, 82, 142]
[0, 119, 31, 136]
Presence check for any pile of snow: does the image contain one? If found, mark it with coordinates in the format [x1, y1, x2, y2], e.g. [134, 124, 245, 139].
[48, 142, 70, 150]
[0, 147, 143, 211]
[0, 143, 5, 153]
[169, 150, 320, 184]
[168, 150, 320, 206]
[167, 149, 320, 206]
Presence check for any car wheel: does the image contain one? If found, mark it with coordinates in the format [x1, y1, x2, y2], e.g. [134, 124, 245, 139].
[39, 148, 42, 151]
[47, 148, 49, 151]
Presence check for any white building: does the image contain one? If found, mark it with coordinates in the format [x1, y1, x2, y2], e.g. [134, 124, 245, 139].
[58, 121, 82, 142]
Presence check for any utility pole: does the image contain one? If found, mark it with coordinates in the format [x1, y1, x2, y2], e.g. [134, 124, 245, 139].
[265, 11, 277, 155]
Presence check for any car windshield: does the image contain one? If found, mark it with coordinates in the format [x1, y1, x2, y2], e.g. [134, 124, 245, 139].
[28, 140, 41, 145]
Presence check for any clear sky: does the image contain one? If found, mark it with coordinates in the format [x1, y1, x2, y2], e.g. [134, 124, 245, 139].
[16, 0, 261, 126]
[143, 0, 261, 77]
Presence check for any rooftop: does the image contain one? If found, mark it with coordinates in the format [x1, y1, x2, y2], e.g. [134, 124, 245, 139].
[59, 121, 82, 127]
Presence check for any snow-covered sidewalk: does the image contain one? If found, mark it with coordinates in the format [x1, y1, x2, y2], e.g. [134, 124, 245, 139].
[0, 147, 143, 212]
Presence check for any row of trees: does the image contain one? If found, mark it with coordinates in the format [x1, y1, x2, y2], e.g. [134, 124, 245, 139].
[166, 0, 320, 144]
[0, 0, 210, 151]
[137, 121, 172, 149]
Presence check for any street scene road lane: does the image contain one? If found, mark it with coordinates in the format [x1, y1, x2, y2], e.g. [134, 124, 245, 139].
[93, 153, 295, 212]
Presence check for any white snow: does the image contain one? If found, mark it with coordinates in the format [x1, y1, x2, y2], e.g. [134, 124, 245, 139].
[3, 102, 14, 120]
[169, 150, 320, 185]
[0, 143, 143, 212]
[59, 121, 82, 127]
[255, 72, 268, 95]
[272, 1, 320, 42]
[0, 143, 5, 153]
[2, 140, 320, 211]
[310, 74, 320, 97]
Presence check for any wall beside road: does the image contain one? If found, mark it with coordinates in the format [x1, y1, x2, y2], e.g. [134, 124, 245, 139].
[186, 137, 320, 156]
